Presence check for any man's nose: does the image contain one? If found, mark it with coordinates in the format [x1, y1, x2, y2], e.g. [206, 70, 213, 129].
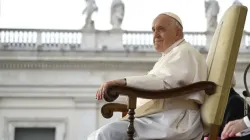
[153, 32, 160, 39]
[154, 34, 161, 40]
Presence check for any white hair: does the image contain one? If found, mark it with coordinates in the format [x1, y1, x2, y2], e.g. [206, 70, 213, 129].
[174, 20, 183, 31]
[172, 19, 183, 38]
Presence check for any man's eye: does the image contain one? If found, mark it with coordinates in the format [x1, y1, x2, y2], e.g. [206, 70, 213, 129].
[159, 28, 165, 31]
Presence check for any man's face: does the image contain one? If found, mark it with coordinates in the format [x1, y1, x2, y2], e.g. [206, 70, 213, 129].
[152, 15, 178, 52]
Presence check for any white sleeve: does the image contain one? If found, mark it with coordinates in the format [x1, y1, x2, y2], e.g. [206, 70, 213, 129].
[125, 48, 199, 90]
[243, 116, 250, 128]
[125, 74, 167, 90]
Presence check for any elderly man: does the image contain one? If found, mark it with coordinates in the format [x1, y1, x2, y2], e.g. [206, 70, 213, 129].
[87, 12, 207, 140]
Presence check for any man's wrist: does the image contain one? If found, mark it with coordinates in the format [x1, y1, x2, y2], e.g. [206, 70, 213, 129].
[109, 79, 126, 86]
[119, 78, 126, 86]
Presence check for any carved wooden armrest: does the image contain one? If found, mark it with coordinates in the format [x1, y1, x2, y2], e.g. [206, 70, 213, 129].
[101, 81, 216, 119]
[101, 81, 216, 140]
[101, 103, 128, 118]
[104, 81, 216, 102]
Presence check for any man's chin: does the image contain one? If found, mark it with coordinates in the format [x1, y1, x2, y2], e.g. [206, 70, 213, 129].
[154, 46, 163, 53]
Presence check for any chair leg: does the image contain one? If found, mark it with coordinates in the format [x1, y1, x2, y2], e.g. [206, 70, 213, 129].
[127, 108, 135, 140]
[209, 124, 221, 140]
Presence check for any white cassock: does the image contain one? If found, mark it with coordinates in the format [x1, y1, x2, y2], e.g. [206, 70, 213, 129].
[87, 39, 208, 140]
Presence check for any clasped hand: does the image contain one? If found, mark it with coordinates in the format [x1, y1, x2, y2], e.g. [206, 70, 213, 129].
[221, 119, 247, 139]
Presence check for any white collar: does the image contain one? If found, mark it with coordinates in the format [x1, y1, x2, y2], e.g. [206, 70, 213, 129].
[161, 38, 185, 56]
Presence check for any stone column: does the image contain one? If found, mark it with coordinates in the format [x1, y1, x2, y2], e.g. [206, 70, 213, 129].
[81, 28, 97, 51]
[95, 29, 123, 51]
[204, 0, 220, 49]
[80, 28, 124, 51]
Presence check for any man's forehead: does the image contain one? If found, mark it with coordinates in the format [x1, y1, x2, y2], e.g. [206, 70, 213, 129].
[152, 14, 172, 26]
[152, 12, 183, 29]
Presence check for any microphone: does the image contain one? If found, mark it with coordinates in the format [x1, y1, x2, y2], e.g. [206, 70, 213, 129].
[243, 63, 250, 97]
[243, 90, 250, 97]
[243, 63, 250, 116]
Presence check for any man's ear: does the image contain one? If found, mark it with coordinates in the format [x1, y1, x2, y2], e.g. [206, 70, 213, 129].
[176, 28, 180, 37]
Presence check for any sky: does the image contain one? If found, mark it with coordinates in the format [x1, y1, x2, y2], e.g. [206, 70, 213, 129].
[0, 0, 249, 32]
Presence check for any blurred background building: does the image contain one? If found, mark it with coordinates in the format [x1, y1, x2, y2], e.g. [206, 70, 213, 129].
[0, 0, 249, 140]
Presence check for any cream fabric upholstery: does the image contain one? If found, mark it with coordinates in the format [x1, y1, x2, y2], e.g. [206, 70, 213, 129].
[201, 5, 248, 135]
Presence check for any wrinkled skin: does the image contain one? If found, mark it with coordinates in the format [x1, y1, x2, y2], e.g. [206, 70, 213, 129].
[221, 119, 247, 139]
[96, 80, 126, 100]
[152, 14, 183, 52]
